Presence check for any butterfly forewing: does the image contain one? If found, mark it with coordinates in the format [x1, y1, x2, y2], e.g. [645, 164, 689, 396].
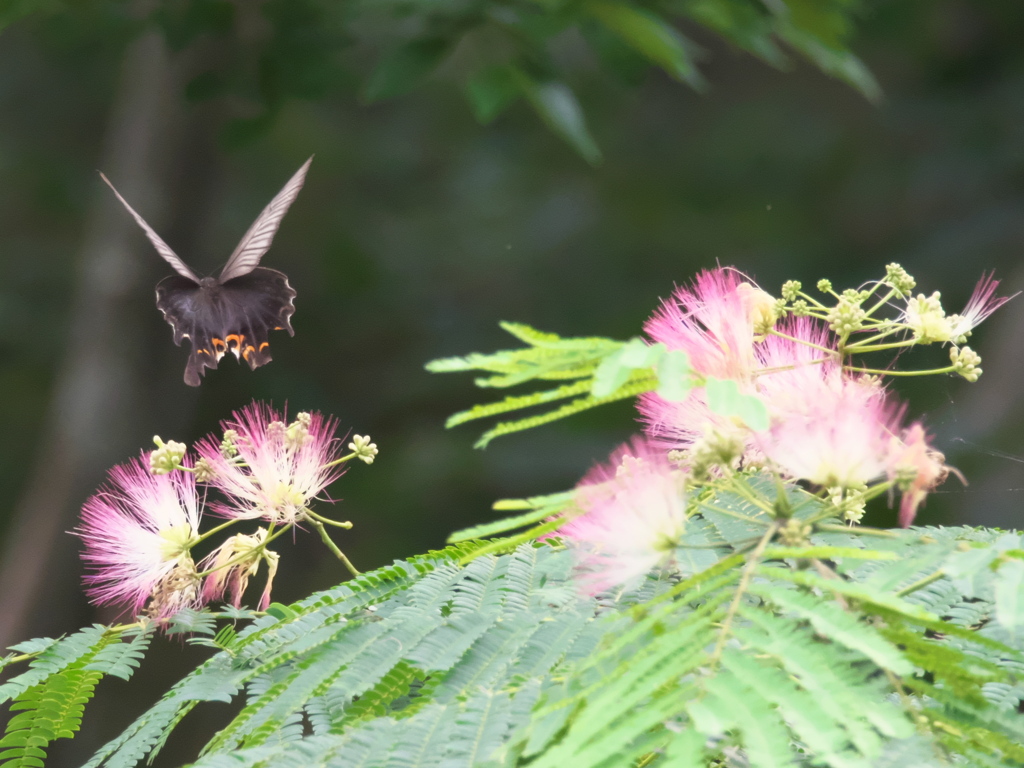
[99, 173, 200, 283]
[218, 156, 313, 284]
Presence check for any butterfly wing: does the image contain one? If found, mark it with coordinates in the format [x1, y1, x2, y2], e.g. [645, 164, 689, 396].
[217, 157, 313, 284]
[100, 172, 200, 283]
[156, 268, 297, 386]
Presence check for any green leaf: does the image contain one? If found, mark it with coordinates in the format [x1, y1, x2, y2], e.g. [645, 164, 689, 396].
[659, 727, 705, 767]
[705, 377, 769, 431]
[587, 1, 702, 88]
[656, 349, 692, 401]
[591, 338, 661, 397]
[365, 37, 451, 101]
[447, 492, 575, 542]
[749, 584, 913, 675]
[993, 557, 1024, 637]
[465, 65, 522, 124]
[521, 79, 602, 166]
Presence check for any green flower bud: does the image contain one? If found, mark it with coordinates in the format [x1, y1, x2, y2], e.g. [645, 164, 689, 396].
[349, 434, 379, 464]
[781, 280, 802, 301]
[826, 297, 867, 335]
[150, 436, 187, 475]
[884, 263, 916, 296]
[951, 346, 982, 382]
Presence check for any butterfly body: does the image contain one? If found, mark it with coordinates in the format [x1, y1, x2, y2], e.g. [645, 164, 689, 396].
[101, 157, 311, 386]
[156, 267, 296, 386]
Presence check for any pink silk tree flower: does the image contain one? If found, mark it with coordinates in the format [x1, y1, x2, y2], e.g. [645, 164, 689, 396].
[639, 317, 836, 461]
[196, 403, 345, 525]
[947, 272, 1018, 342]
[560, 439, 686, 594]
[755, 375, 899, 490]
[888, 424, 953, 528]
[645, 267, 775, 381]
[754, 317, 842, 418]
[640, 268, 782, 453]
[76, 455, 203, 618]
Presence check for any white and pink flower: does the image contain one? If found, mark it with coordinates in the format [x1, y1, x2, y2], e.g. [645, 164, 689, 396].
[196, 403, 345, 525]
[559, 439, 686, 594]
[76, 455, 203, 617]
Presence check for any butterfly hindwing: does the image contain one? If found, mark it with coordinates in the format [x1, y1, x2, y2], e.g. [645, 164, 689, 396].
[156, 268, 297, 386]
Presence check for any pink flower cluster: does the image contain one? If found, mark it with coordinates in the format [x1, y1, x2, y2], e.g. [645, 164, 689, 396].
[560, 267, 1005, 594]
[560, 439, 686, 593]
[638, 268, 953, 524]
[75, 402, 346, 619]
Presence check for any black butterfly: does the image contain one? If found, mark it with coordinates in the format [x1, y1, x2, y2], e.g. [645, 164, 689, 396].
[100, 157, 311, 386]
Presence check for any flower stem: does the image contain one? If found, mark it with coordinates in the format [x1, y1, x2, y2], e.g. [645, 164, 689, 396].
[321, 452, 358, 469]
[710, 521, 778, 666]
[310, 519, 360, 577]
[305, 510, 353, 529]
[845, 365, 956, 377]
[815, 523, 900, 538]
[894, 568, 945, 597]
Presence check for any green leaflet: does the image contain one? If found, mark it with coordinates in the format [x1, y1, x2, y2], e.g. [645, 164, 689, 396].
[427, 322, 659, 447]
[43, 522, 1024, 768]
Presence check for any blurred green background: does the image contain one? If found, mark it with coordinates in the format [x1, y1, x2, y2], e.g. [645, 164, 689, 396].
[2, 0, 1024, 762]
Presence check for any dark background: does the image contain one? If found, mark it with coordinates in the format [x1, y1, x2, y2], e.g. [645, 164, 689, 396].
[2, 0, 1024, 763]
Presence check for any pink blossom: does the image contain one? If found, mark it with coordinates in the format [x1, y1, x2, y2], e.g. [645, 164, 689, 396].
[196, 403, 345, 525]
[639, 317, 836, 456]
[76, 455, 202, 617]
[888, 424, 952, 527]
[645, 268, 771, 380]
[560, 439, 686, 594]
[948, 272, 1017, 341]
[755, 375, 898, 489]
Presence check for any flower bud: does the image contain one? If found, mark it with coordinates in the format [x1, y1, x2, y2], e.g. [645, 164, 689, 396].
[150, 436, 187, 475]
[951, 346, 982, 382]
[220, 430, 239, 458]
[884, 263, 916, 297]
[349, 434, 379, 464]
[194, 457, 215, 483]
[285, 412, 313, 450]
[826, 296, 867, 335]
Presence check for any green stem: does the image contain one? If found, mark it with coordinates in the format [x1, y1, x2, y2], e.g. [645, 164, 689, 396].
[864, 286, 898, 317]
[845, 365, 956, 377]
[710, 522, 778, 666]
[191, 517, 245, 547]
[894, 569, 945, 597]
[843, 340, 916, 354]
[305, 509, 354, 529]
[764, 329, 838, 357]
[310, 519, 360, 577]
[322, 452, 359, 469]
[815, 523, 900, 538]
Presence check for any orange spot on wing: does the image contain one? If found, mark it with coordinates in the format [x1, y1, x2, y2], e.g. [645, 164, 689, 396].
[225, 334, 244, 348]
[274, 326, 284, 331]
[198, 348, 211, 356]
[242, 345, 255, 361]
[259, 342, 270, 351]
[212, 338, 226, 352]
